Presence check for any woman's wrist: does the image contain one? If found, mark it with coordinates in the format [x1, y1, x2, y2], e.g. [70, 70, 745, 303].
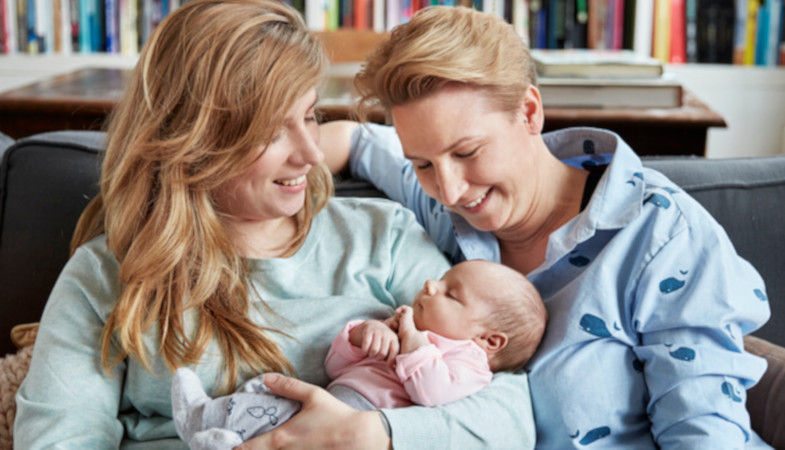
[360, 410, 392, 449]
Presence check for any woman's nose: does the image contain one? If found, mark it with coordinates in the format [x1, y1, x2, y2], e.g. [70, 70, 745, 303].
[435, 165, 468, 206]
[291, 127, 324, 166]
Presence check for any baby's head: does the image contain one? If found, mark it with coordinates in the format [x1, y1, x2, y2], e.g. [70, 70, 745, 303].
[411, 260, 547, 371]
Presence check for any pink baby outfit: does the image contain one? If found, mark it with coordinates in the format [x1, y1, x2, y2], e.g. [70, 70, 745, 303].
[325, 320, 493, 408]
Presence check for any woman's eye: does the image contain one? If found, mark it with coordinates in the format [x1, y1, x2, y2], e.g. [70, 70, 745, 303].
[456, 148, 478, 158]
[305, 115, 317, 123]
[414, 161, 432, 170]
[271, 130, 284, 143]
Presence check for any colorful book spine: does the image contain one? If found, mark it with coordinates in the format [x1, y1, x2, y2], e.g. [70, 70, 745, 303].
[119, 0, 137, 55]
[2, 0, 18, 53]
[353, 0, 369, 29]
[685, 0, 698, 61]
[743, 0, 758, 64]
[512, 0, 530, 43]
[764, 0, 782, 64]
[669, 0, 686, 62]
[755, 0, 768, 64]
[612, 0, 624, 49]
[26, 0, 36, 53]
[373, 0, 385, 32]
[633, 0, 654, 56]
[653, 0, 671, 61]
[534, 0, 548, 48]
[327, 0, 339, 30]
[340, 0, 352, 28]
[563, 0, 576, 48]
[16, 0, 26, 53]
[68, 0, 78, 52]
[548, 0, 565, 48]
[587, 0, 606, 48]
[386, 0, 400, 30]
[305, 0, 326, 30]
[104, 0, 118, 53]
[528, 0, 541, 47]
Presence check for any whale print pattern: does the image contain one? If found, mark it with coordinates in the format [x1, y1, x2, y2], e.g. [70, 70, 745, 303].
[659, 277, 686, 293]
[579, 314, 612, 338]
[644, 193, 671, 209]
[575, 426, 611, 445]
[666, 345, 696, 361]
[722, 381, 743, 402]
[754, 289, 768, 301]
[627, 172, 644, 186]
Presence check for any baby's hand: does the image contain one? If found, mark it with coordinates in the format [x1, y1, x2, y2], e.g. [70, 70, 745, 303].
[396, 306, 430, 354]
[383, 312, 400, 332]
[350, 320, 400, 365]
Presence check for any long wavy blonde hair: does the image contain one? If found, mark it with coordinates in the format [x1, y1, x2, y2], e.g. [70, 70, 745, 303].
[71, 0, 331, 392]
[354, 6, 537, 120]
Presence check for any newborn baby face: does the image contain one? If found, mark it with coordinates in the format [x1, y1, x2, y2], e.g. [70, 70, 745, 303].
[411, 261, 494, 340]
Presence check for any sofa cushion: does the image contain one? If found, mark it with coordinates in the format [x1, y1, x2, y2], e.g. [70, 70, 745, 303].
[0, 131, 104, 356]
[642, 156, 785, 347]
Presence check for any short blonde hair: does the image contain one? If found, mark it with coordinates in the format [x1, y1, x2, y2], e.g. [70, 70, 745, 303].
[354, 6, 537, 120]
[72, 0, 330, 392]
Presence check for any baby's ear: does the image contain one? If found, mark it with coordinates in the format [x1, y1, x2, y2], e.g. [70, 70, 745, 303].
[473, 331, 508, 354]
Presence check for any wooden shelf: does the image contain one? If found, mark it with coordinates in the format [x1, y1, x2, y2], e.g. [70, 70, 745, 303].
[0, 67, 727, 156]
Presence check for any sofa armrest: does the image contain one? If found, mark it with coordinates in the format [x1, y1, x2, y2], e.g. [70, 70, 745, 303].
[746, 335, 785, 448]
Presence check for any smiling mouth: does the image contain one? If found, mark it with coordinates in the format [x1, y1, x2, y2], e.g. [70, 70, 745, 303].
[463, 190, 489, 209]
[275, 175, 306, 186]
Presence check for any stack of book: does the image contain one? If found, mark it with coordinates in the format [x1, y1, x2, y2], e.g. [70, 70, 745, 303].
[532, 49, 683, 108]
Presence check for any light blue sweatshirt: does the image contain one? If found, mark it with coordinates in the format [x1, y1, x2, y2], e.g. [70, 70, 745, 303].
[15, 197, 537, 449]
[350, 123, 772, 449]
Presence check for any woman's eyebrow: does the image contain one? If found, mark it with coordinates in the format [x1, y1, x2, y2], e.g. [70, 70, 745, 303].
[403, 135, 480, 160]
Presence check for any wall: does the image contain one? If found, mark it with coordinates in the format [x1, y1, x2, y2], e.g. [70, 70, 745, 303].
[666, 64, 785, 158]
[2, 56, 784, 158]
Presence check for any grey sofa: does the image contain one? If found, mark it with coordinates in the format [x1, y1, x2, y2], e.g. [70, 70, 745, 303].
[1, 130, 784, 445]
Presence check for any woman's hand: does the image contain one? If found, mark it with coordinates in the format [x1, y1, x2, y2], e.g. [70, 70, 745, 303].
[235, 374, 392, 450]
[396, 306, 430, 354]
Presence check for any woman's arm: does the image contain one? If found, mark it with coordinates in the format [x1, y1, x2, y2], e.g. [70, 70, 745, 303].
[348, 122, 464, 263]
[243, 371, 535, 449]
[319, 120, 358, 175]
[14, 245, 126, 448]
[631, 213, 770, 447]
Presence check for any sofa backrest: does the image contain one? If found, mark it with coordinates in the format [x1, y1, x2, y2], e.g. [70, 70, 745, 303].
[0, 131, 103, 356]
[1, 131, 783, 356]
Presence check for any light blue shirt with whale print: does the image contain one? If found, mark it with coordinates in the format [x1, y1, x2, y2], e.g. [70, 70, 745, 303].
[350, 124, 772, 449]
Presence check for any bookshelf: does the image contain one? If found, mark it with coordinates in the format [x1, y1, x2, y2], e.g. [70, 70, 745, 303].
[1, 0, 783, 65]
[1, 2, 784, 157]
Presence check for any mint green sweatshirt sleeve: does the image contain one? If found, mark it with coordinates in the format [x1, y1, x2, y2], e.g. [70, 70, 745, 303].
[383, 371, 536, 449]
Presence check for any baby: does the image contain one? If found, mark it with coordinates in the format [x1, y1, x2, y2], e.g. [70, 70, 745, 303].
[172, 259, 547, 449]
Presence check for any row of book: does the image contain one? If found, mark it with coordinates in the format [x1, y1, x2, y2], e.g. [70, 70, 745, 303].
[524, 0, 784, 65]
[1, 0, 784, 65]
[0, 0, 182, 55]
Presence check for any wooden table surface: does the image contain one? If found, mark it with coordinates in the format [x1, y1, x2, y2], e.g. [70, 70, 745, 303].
[0, 67, 726, 156]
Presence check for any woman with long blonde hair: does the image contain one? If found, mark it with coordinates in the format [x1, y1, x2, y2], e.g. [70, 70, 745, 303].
[13, 1, 532, 448]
